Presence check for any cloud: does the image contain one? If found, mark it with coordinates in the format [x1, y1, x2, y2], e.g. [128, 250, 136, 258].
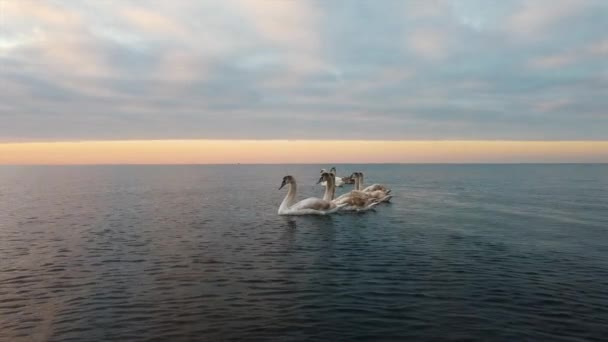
[505, 0, 592, 38]
[120, 7, 187, 37]
[528, 38, 608, 70]
[528, 54, 576, 69]
[236, 0, 319, 51]
[587, 39, 608, 56]
[1, 0, 607, 142]
[407, 28, 448, 60]
[534, 99, 572, 113]
[404, 1, 451, 19]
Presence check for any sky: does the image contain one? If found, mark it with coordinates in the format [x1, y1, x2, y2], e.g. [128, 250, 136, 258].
[1, 0, 607, 163]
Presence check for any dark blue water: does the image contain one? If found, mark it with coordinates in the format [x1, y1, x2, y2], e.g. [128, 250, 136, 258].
[1, 164, 607, 341]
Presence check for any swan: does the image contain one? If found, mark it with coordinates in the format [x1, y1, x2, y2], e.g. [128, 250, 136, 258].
[333, 173, 369, 201]
[331, 167, 357, 185]
[356, 172, 391, 194]
[334, 172, 393, 203]
[319, 167, 345, 187]
[319, 172, 379, 212]
[278, 175, 345, 215]
[352, 172, 392, 203]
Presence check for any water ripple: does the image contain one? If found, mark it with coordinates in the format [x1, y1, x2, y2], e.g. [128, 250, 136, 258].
[0, 165, 607, 341]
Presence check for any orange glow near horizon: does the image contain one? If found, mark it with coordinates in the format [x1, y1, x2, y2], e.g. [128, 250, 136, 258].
[0, 140, 606, 164]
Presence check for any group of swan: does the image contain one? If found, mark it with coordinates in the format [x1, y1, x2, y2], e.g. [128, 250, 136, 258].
[319, 167, 354, 187]
[278, 169, 392, 216]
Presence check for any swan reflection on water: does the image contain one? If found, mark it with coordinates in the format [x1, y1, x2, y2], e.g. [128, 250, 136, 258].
[285, 218, 297, 230]
[281, 214, 335, 229]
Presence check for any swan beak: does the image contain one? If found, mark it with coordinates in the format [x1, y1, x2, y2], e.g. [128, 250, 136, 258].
[279, 180, 286, 190]
[316, 176, 324, 184]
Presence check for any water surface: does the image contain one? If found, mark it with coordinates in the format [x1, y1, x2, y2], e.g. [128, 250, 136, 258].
[1, 164, 607, 341]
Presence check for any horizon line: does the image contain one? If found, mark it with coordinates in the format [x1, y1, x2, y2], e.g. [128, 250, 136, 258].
[2, 139, 608, 144]
[1, 140, 606, 164]
[2, 162, 607, 166]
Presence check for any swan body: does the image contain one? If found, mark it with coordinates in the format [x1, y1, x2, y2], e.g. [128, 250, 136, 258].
[354, 172, 392, 203]
[278, 175, 345, 215]
[333, 191, 380, 212]
[358, 173, 391, 194]
[363, 184, 390, 193]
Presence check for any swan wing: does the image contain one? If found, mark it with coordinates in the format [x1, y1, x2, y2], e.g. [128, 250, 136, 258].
[335, 191, 355, 201]
[380, 195, 392, 202]
[338, 201, 378, 212]
[335, 190, 368, 201]
[363, 190, 392, 203]
[362, 184, 379, 192]
[366, 189, 386, 199]
[291, 197, 332, 211]
[280, 199, 344, 215]
[363, 184, 390, 193]
[357, 201, 380, 211]
[333, 191, 378, 207]
[325, 203, 347, 214]
[280, 208, 326, 216]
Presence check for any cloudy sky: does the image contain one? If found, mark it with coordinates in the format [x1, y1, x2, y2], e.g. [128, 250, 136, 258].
[0, 1, 607, 163]
[1, 0, 606, 141]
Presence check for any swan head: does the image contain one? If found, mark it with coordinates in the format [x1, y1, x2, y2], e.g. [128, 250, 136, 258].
[279, 175, 294, 190]
[320, 168, 327, 174]
[317, 172, 333, 184]
[330, 167, 336, 175]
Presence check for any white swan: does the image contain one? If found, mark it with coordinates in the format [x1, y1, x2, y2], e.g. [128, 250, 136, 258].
[319, 172, 379, 212]
[358, 171, 391, 194]
[352, 172, 392, 203]
[319, 167, 345, 187]
[278, 175, 344, 215]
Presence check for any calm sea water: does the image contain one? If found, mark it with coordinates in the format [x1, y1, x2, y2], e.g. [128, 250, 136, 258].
[1, 164, 607, 341]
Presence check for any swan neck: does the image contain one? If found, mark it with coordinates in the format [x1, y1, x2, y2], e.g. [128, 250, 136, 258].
[280, 182, 297, 210]
[323, 176, 335, 201]
[331, 178, 336, 200]
[358, 174, 364, 191]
